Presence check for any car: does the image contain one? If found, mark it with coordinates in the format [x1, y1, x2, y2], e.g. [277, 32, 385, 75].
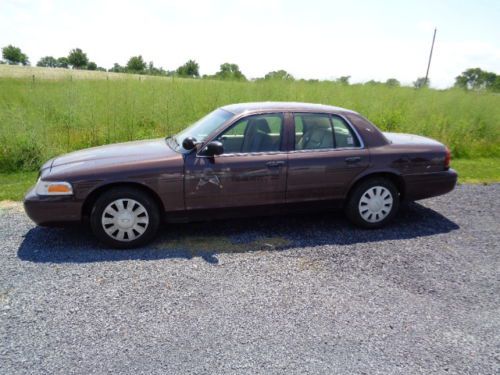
[24, 102, 457, 248]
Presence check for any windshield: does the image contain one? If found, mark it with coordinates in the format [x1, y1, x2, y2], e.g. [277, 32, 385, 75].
[168, 108, 234, 152]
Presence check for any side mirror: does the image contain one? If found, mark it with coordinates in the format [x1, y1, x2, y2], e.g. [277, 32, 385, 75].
[182, 137, 198, 150]
[204, 141, 224, 156]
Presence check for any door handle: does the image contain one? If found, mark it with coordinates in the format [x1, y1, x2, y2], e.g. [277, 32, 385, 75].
[344, 156, 361, 164]
[266, 160, 286, 168]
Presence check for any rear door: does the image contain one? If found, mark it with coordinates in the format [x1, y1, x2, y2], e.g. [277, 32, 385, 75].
[184, 113, 288, 210]
[286, 113, 369, 202]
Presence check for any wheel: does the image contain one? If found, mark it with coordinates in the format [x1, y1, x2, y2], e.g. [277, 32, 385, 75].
[345, 178, 400, 228]
[90, 187, 160, 248]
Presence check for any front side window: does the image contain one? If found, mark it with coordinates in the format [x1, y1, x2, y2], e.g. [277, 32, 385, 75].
[170, 108, 234, 152]
[216, 114, 283, 154]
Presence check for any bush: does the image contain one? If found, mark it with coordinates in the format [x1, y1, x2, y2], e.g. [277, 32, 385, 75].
[0, 136, 43, 172]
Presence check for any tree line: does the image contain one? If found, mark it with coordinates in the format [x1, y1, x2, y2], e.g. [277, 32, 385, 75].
[1, 44, 499, 91]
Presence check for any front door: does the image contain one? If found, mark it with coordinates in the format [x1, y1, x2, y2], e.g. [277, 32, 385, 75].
[286, 113, 369, 202]
[184, 113, 288, 210]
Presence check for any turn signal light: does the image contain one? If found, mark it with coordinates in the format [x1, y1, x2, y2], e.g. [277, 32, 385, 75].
[48, 184, 72, 193]
[35, 180, 73, 196]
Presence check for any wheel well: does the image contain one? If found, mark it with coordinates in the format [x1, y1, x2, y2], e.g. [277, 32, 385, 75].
[81, 182, 165, 219]
[347, 172, 406, 202]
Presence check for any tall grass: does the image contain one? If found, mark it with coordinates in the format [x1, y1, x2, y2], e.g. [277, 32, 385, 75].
[0, 74, 499, 172]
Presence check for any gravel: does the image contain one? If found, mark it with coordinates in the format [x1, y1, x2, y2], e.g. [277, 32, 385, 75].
[1, 184, 499, 374]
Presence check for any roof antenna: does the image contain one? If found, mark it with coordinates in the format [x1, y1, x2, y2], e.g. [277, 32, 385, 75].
[424, 28, 437, 87]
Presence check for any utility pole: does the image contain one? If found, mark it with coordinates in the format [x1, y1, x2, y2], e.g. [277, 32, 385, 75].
[424, 28, 437, 87]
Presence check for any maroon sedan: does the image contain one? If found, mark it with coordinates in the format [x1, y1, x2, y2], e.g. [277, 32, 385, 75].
[24, 102, 457, 248]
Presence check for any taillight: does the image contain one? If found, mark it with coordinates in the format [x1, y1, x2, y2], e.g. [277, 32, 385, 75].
[444, 147, 451, 169]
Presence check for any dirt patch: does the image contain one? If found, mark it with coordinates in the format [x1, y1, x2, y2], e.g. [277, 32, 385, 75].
[0, 201, 23, 213]
[155, 235, 291, 257]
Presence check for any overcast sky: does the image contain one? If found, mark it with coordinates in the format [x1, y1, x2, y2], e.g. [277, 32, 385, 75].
[1, 0, 499, 88]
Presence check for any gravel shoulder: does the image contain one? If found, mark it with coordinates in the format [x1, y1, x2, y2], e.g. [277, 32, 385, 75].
[1, 184, 499, 374]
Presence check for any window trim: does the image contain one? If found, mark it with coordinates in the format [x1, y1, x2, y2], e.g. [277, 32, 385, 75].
[290, 112, 364, 153]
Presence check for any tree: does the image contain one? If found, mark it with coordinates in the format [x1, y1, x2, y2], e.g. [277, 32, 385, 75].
[126, 55, 147, 73]
[454, 67, 498, 91]
[385, 78, 400, 87]
[336, 76, 350, 85]
[56, 57, 69, 68]
[37, 56, 58, 68]
[109, 63, 125, 73]
[146, 61, 167, 76]
[413, 77, 429, 88]
[2, 45, 29, 65]
[492, 75, 500, 93]
[214, 63, 246, 80]
[264, 70, 294, 81]
[176, 59, 199, 77]
[87, 61, 97, 70]
[67, 48, 89, 69]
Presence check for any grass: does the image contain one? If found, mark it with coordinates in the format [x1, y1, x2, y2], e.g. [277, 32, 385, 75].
[0, 65, 498, 197]
[0, 64, 148, 81]
[0, 158, 497, 202]
[452, 158, 500, 184]
[0, 171, 37, 201]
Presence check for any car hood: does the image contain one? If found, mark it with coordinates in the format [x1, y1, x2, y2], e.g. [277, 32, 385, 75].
[39, 138, 184, 180]
[50, 138, 175, 168]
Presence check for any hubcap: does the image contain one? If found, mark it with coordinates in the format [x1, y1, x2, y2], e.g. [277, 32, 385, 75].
[101, 199, 149, 242]
[358, 186, 393, 223]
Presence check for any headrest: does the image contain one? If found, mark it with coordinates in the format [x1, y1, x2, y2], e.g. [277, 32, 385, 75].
[251, 118, 270, 133]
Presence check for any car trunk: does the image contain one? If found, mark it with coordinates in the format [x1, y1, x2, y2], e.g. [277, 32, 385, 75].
[383, 132, 444, 147]
[382, 132, 448, 173]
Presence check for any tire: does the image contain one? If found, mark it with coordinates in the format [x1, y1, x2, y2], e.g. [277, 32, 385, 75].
[90, 187, 160, 248]
[345, 178, 400, 229]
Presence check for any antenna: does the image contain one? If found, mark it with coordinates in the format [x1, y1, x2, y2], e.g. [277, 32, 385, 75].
[424, 28, 437, 87]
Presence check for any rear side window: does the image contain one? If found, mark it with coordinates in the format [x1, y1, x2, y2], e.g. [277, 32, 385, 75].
[332, 116, 360, 148]
[294, 113, 333, 150]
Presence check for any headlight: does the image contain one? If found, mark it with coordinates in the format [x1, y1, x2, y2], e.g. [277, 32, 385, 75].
[35, 179, 73, 196]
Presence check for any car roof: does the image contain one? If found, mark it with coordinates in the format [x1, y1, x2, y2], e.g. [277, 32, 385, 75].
[221, 102, 357, 115]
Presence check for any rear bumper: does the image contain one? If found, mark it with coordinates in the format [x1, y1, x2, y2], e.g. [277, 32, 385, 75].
[403, 169, 458, 201]
[23, 187, 82, 226]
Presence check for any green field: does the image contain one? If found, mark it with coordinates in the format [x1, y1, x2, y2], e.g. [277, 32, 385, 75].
[0, 66, 499, 200]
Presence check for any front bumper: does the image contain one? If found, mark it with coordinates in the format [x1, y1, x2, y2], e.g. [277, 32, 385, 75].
[403, 168, 458, 201]
[23, 186, 83, 226]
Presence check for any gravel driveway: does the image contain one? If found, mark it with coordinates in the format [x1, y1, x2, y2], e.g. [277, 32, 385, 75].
[1, 184, 499, 374]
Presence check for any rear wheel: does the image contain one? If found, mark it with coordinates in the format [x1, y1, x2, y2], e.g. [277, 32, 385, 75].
[345, 178, 399, 228]
[90, 187, 160, 248]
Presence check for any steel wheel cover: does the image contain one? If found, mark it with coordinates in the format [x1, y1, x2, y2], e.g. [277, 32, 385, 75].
[358, 186, 393, 223]
[101, 199, 149, 242]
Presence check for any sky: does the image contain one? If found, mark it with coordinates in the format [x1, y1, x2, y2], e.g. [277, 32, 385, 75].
[1, 0, 499, 88]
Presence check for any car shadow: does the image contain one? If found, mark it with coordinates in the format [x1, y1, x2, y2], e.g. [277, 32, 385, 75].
[17, 202, 459, 264]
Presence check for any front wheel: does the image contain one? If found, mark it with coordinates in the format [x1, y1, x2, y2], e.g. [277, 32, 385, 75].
[90, 187, 160, 248]
[345, 178, 400, 228]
